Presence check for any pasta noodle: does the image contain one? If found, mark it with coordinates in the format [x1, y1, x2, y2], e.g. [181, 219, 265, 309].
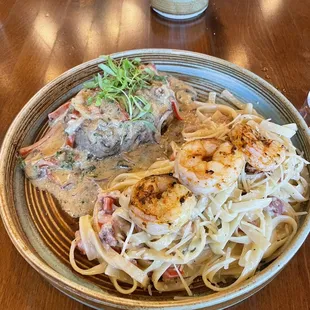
[69, 90, 309, 296]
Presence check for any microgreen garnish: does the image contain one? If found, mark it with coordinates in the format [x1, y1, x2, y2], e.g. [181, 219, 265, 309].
[83, 56, 166, 124]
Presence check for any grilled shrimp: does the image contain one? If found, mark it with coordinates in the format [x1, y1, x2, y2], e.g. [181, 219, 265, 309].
[174, 139, 245, 195]
[229, 123, 286, 172]
[129, 175, 196, 235]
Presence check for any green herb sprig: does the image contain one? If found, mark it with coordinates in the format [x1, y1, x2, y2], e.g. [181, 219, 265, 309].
[83, 57, 166, 122]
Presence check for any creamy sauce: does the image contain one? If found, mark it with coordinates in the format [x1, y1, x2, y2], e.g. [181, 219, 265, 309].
[31, 173, 100, 218]
[25, 74, 196, 218]
[93, 117, 185, 185]
[29, 118, 186, 217]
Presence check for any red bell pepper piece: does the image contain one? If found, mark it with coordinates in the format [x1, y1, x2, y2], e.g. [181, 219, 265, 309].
[48, 101, 71, 122]
[171, 100, 183, 120]
[102, 197, 114, 213]
[66, 134, 75, 148]
[162, 266, 183, 280]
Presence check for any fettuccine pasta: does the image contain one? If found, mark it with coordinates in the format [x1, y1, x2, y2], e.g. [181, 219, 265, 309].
[70, 90, 309, 295]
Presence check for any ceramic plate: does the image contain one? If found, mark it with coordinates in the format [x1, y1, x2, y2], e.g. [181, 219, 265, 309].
[0, 49, 309, 310]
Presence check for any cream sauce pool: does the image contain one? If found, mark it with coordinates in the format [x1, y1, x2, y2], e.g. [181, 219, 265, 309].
[28, 87, 195, 218]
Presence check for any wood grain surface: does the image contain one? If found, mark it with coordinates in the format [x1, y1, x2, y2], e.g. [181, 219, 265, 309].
[0, 0, 309, 309]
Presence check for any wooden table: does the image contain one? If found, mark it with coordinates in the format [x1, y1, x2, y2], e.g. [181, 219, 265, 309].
[0, 0, 309, 309]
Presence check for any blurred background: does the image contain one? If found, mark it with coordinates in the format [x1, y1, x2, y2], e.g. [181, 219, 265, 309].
[1, 1, 309, 126]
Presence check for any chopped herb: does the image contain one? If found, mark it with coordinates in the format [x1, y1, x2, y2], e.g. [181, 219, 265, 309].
[17, 156, 26, 170]
[33, 165, 40, 176]
[85, 165, 96, 173]
[93, 132, 103, 137]
[60, 162, 74, 170]
[55, 151, 62, 158]
[60, 151, 75, 170]
[81, 165, 97, 177]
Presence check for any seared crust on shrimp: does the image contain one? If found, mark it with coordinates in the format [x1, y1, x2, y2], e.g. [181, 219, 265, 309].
[174, 139, 245, 195]
[229, 123, 286, 172]
[129, 175, 196, 235]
